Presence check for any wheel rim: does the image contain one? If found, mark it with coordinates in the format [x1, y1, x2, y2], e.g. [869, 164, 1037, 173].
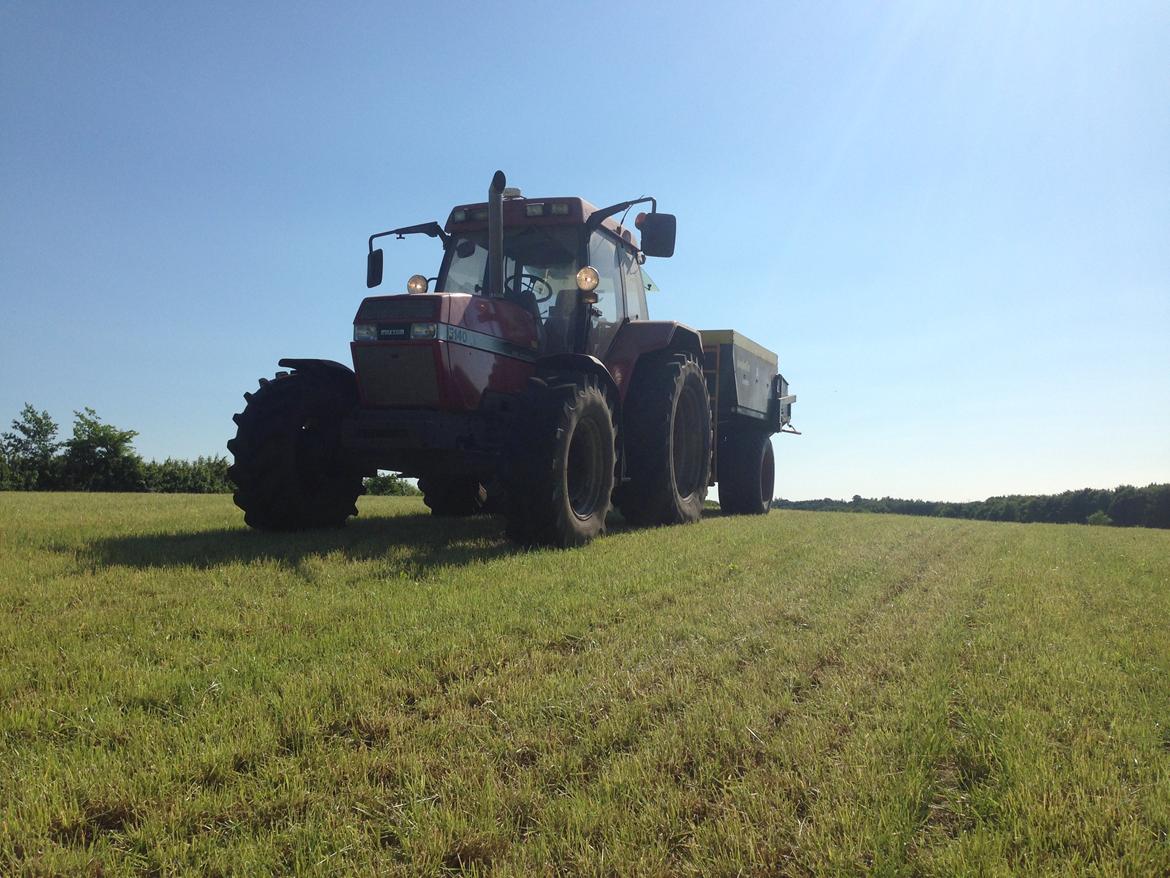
[295, 416, 333, 491]
[760, 441, 775, 506]
[672, 380, 706, 499]
[567, 414, 605, 520]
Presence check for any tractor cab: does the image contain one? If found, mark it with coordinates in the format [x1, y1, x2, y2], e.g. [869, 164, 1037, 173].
[365, 186, 674, 361]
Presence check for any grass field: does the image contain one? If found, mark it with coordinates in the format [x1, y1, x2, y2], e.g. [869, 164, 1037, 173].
[1, 493, 1168, 876]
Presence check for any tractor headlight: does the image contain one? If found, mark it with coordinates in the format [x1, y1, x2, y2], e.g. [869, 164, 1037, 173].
[576, 266, 600, 292]
[410, 322, 438, 339]
[407, 274, 429, 295]
[353, 323, 378, 341]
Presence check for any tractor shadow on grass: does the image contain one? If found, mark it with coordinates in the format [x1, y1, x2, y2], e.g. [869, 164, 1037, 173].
[87, 512, 528, 574]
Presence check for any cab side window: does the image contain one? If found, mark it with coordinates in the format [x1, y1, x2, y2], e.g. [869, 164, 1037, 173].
[587, 232, 625, 357]
[621, 250, 649, 321]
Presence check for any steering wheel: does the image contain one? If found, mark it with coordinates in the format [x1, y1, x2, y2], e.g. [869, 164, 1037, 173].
[508, 273, 554, 303]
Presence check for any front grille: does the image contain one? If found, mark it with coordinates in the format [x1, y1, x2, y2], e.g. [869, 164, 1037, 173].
[357, 297, 439, 322]
[353, 345, 440, 407]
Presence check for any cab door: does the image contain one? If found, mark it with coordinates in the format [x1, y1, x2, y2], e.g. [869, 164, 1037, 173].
[586, 230, 627, 359]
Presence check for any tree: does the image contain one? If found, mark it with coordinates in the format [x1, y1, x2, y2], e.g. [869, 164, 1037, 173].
[1086, 510, 1113, 526]
[1, 404, 61, 489]
[1146, 483, 1170, 529]
[60, 408, 145, 491]
[0, 447, 13, 490]
[363, 472, 420, 496]
[1107, 485, 1147, 528]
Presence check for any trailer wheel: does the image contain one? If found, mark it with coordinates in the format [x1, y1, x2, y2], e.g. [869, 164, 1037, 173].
[504, 374, 616, 548]
[718, 429, 774, 515]
[615, 352, 711, 526]
[419, 475, 487, 517]
[226, 369, 364, 530]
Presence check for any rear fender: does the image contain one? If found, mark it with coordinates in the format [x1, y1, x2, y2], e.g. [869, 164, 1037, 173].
[604, 321, 704, 400]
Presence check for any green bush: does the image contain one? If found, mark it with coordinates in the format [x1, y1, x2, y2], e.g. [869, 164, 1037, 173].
[363, 472, 420, 496]
[143, 456, 233, 493]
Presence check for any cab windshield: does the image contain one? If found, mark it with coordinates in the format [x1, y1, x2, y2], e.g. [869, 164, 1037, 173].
[438, 224, 631, 359]
[440, 225, 579, 314]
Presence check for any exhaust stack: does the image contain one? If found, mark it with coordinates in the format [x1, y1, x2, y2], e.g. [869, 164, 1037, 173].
[487, 170, 506, 298]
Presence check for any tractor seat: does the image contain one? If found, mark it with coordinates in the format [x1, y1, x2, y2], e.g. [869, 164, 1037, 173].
[542, 289, 578, 354]
[503, 287, 544, 348]
[504, 287, 542, 325]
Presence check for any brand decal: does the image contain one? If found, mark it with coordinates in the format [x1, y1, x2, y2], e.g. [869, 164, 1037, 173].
[438, 324, 536, 362]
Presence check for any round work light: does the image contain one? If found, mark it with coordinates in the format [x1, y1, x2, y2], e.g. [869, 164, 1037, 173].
[576, 266, 600, 292]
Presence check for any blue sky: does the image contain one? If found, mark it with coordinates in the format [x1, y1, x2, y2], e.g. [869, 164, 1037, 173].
[2, 1, 1167, 501]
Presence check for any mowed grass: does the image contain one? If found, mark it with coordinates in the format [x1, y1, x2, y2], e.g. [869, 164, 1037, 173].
[1, 494, 1168, 876]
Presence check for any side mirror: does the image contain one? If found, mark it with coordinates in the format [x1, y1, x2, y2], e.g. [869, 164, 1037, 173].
[366, 249, 384, 288]
[638, 212, 676, 258]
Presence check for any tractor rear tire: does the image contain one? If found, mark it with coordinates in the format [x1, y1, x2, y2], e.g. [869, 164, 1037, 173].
[615, 352, 712, 526]
[504, 374, 616, 548]
[718, 429, 775, 515]
[227, 369, 364, 530]
[419, 475, 487, 517]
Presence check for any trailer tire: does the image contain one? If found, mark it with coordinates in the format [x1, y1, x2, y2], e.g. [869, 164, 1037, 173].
[226, 369, 364, 530]
[504, 374, 616, 548]
[718, 429, 774, 515]
[419, 475, 487, 517]
[615, 352, 711, 526]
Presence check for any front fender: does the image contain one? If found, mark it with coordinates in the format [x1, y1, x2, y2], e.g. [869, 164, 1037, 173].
[278, 358, 355, 379]
[534, 352, 625, 471]
[534, 353, 620, 411]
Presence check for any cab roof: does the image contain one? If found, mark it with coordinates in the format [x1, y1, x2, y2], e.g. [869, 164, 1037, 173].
[444, 196, 640, 251]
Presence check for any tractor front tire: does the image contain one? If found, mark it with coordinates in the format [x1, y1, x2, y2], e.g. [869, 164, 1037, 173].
[227, 369, 364, 530]
[615, 352, 712, 526]
[504, 374, 616, 548]
[718, 429, 775, 515]
[419, 475, 487, 517]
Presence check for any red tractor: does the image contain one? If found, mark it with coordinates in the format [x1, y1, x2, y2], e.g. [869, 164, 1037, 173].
[228, 171, 795, 547]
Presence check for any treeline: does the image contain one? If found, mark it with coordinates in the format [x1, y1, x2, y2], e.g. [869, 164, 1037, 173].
[772, 484, 1170, 530]
[1, 403, 417, 496]
[1, 403, 234, 493]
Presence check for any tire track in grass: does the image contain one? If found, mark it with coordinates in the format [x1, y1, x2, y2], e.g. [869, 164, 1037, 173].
[152, 519, 835, 852]
[322, 520, 949, 869]
[693, 528, 975, 874]
[909, 525, 1170, 875]
[471, 522, 943, 760]
[320, 516, 914, 740]
[771, 526, 970, 726]
[676, 523, 988, 877]
[573, 527, 964, 790]
[490, 523, 975, 873]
